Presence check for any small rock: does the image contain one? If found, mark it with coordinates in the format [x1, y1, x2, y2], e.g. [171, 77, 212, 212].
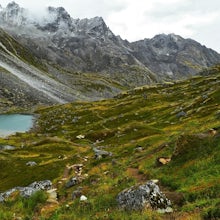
[26, 161, 37, 167]
[76, 134, 85, 139]
[80, 195, 87, 201]
[65, 177, 79, 188]
[47, 188, 58, 203]
[156, 157, 171, 166]
[72, 187, 82, 200]
[208, 128, 217, 136]
[93, 147, 112, 159]
[72, 116, 80, 123]
[0, 194, 4, 202]
[176, 111, 187, 118]
[202, 94, 208, 100]
[135, 145, 143, 152]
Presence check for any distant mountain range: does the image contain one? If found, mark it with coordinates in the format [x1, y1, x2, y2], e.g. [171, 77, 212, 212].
[0, 2, 220, 109]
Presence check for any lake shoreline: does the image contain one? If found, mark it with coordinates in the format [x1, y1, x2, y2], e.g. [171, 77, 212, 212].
[0, 114, 35, 138]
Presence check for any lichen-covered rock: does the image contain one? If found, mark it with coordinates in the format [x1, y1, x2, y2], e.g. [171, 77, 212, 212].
[65, 177, 79, 188]
[116, 181, 172, 211]
[93, 147, 112, 159]
[0, 194, 4, 202]
[0, 180, 52, 202]
[28, 180, 52, 190]
[19, 187, 39, 198]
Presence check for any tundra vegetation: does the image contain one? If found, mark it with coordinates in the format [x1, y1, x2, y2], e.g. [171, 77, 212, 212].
[0, 67, 219, 219]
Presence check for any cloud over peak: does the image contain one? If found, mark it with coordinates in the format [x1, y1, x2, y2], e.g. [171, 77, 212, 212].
[1, 0, 220, 52]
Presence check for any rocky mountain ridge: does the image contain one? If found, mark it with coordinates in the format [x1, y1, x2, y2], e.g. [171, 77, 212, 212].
[0, 2, 220, 107]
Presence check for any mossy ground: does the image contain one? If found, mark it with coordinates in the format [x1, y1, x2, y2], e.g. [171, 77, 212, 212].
[0, 70, 219, 219]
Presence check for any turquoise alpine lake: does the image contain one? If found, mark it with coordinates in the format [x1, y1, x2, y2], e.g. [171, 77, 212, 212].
[0, 114, 34, 137]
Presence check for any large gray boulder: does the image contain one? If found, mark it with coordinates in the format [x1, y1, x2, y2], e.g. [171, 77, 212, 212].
[116, 181, 172, 212]
[0, 180, 52, 202]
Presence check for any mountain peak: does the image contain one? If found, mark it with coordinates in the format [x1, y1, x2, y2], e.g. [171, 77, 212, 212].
[153, 33, 183, 41]
[75, 16, 113, 38]
[150, 33, 185, 50]
[40, 5, 73, 32]
[6, 1, 20, 9]
[47, 6, 71, 19]
[0, 1, 27, 26]
[0, 1, 220, 83]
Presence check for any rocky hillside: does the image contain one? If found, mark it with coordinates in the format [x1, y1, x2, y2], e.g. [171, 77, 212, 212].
[0, 2, 220, 107]
[0, 2, 157, 89]
[0, 66, 219, 219]
[0, 27, 128, 111]
[131, 34, 220, 78]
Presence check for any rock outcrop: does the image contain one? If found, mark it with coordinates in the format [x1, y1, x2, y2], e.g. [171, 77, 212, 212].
[65, 177, 80, 188]
[116, 181, 172, 212]
[93, 147, 112, 159]
[131, 34, 220, 79]
[0, 180, 52, 202]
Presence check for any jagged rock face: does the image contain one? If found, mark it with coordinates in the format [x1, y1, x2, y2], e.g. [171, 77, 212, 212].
[0, 2, 220, 107]
[0, 3, 145, 75]
[0, 28, 125, 109]
[0, 2, 218, 81]
[131, 34, 220, 78]
[36, 6, 75, 32]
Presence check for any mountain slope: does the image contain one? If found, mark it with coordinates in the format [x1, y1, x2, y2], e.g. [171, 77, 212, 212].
[0, 28, 89, 107]
[0, 67, 219, 219]
[0, 27, 132, 111]
[0, 2, 157, 87]
[0, 2, 220, 92]
[131, 34, 220, 78]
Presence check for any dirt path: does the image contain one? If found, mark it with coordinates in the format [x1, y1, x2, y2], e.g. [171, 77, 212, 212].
[126, 167, 147, 183]
[126, 167, 184, 208]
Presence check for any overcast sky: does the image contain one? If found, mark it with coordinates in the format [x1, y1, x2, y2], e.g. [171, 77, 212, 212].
[1, 0, 220, 52]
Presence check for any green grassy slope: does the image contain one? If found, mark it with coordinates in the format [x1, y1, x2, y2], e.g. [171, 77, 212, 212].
[0, 69, 219, 219]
